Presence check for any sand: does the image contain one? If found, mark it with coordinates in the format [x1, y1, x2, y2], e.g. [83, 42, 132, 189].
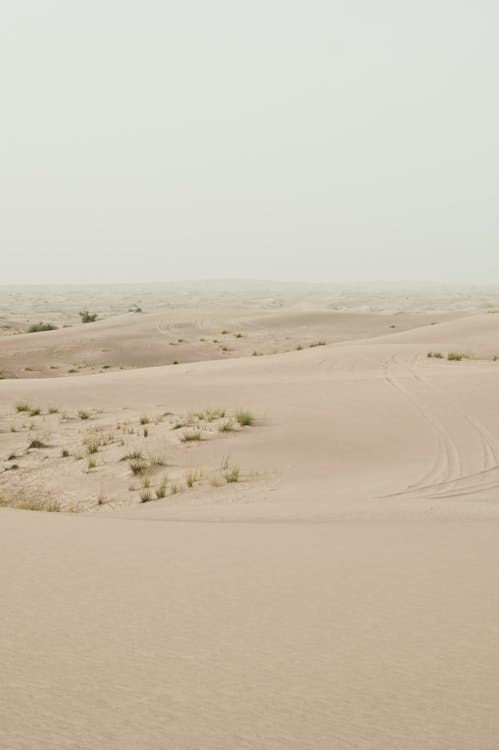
[1, 283, 499, 749]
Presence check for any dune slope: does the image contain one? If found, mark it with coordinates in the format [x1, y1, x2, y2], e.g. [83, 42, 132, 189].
[1, 312, 499, 749]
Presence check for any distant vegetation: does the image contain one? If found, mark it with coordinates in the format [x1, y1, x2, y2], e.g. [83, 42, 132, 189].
[447, 351, 471, 361]
[128, 304, 142, 313]
[28, 322, 57, 332]
[79, 310, 98, 323]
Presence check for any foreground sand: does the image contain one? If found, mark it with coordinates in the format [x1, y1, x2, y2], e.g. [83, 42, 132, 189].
[2, 303, 499, 748]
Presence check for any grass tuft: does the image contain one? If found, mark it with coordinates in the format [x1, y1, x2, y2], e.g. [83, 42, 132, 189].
[28, 439, 48, 449]
[129, 459, 149, 476]
[181, 430, 202, 442]
[235, 409, 254, 427]
[27, 321, 57, 333]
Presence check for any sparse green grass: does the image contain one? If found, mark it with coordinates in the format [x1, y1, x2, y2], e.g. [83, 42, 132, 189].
[27, 321, 57, 332]
[149, 454, 166, 466]
[170, 483, 183, 495]
[185, 468, 201, 488]
[235, 409, 254, 427]
[156, 474, 168, 499]
[0, 496, 61, 512]
[447, 351, 471, 361]
[181, 430, 202, 442]
[129, 459, 149, 475]
[223, 465, 240, 483]
[28, 439, 48, 449]
[78, 409, 90, 420]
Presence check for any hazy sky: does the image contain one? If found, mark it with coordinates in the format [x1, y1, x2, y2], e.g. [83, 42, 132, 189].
[1, 1, 498, 284]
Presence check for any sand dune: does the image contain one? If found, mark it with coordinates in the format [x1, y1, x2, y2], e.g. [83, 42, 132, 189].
[1, 306, 499, 748]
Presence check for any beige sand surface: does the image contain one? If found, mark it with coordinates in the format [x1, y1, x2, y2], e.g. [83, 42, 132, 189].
[1, 290, 499, 748]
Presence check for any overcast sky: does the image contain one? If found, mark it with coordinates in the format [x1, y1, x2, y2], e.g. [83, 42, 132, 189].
[1, 1, 498, 284]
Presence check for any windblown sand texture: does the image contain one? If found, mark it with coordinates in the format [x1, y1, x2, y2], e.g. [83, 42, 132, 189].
[1, 283, 499, 749]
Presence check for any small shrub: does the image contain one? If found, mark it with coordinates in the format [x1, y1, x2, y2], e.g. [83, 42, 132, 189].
[48, 406, 59, 414]
[447, 351, 470, 361]
[235, 409, 254, 427]
[140, 416, 150, 425]
[143, 427, 149, 438]
[28, 406, 41, 416]
[296, 345, 303, 350]
[219, 419, 234, 432]
[309, 341, 326, 348]
[78, 409, 90, 420]
[79, 310, 98, 323]
[27, 321, 57, 332]
[234, 333, 243, 338]
[61, 448, 70, 458]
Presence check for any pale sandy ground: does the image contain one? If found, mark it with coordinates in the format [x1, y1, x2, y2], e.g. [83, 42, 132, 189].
[1, 285, 499, 749]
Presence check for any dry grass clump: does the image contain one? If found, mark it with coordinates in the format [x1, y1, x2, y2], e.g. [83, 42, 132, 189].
[309, 340, 326, 348]
[0, 495, 61, 512]
[149, 454, 166, 466]
[85, 439, 100, 455]
[28, 406, 41, 416]
[78, 409, 91, 420]
[235, 409, 254, 427]
[79, 310, 98, 323]
[140, 415, 150, 425]
[185, 468, 201, 488]
[129, 459, 149, 476]
[427, 351, 443, 359]
[15, 402, 32, 413]
[27, 321, 57, 333]
[223, 465, 240, 483]
[48, 406, 59, 414]
[140, 489, 153, 503]
[181, 430, 202, 442]
[28, 438, 48, 449]
[87, 456, 96, 470]
[155, 474, 168, 499]
[219, 419, 234, 432]
[121, 450, 144, 461]
[447, 351, 471, 361]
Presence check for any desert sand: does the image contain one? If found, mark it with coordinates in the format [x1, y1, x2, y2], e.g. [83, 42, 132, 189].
[1, 283, 499, 749]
